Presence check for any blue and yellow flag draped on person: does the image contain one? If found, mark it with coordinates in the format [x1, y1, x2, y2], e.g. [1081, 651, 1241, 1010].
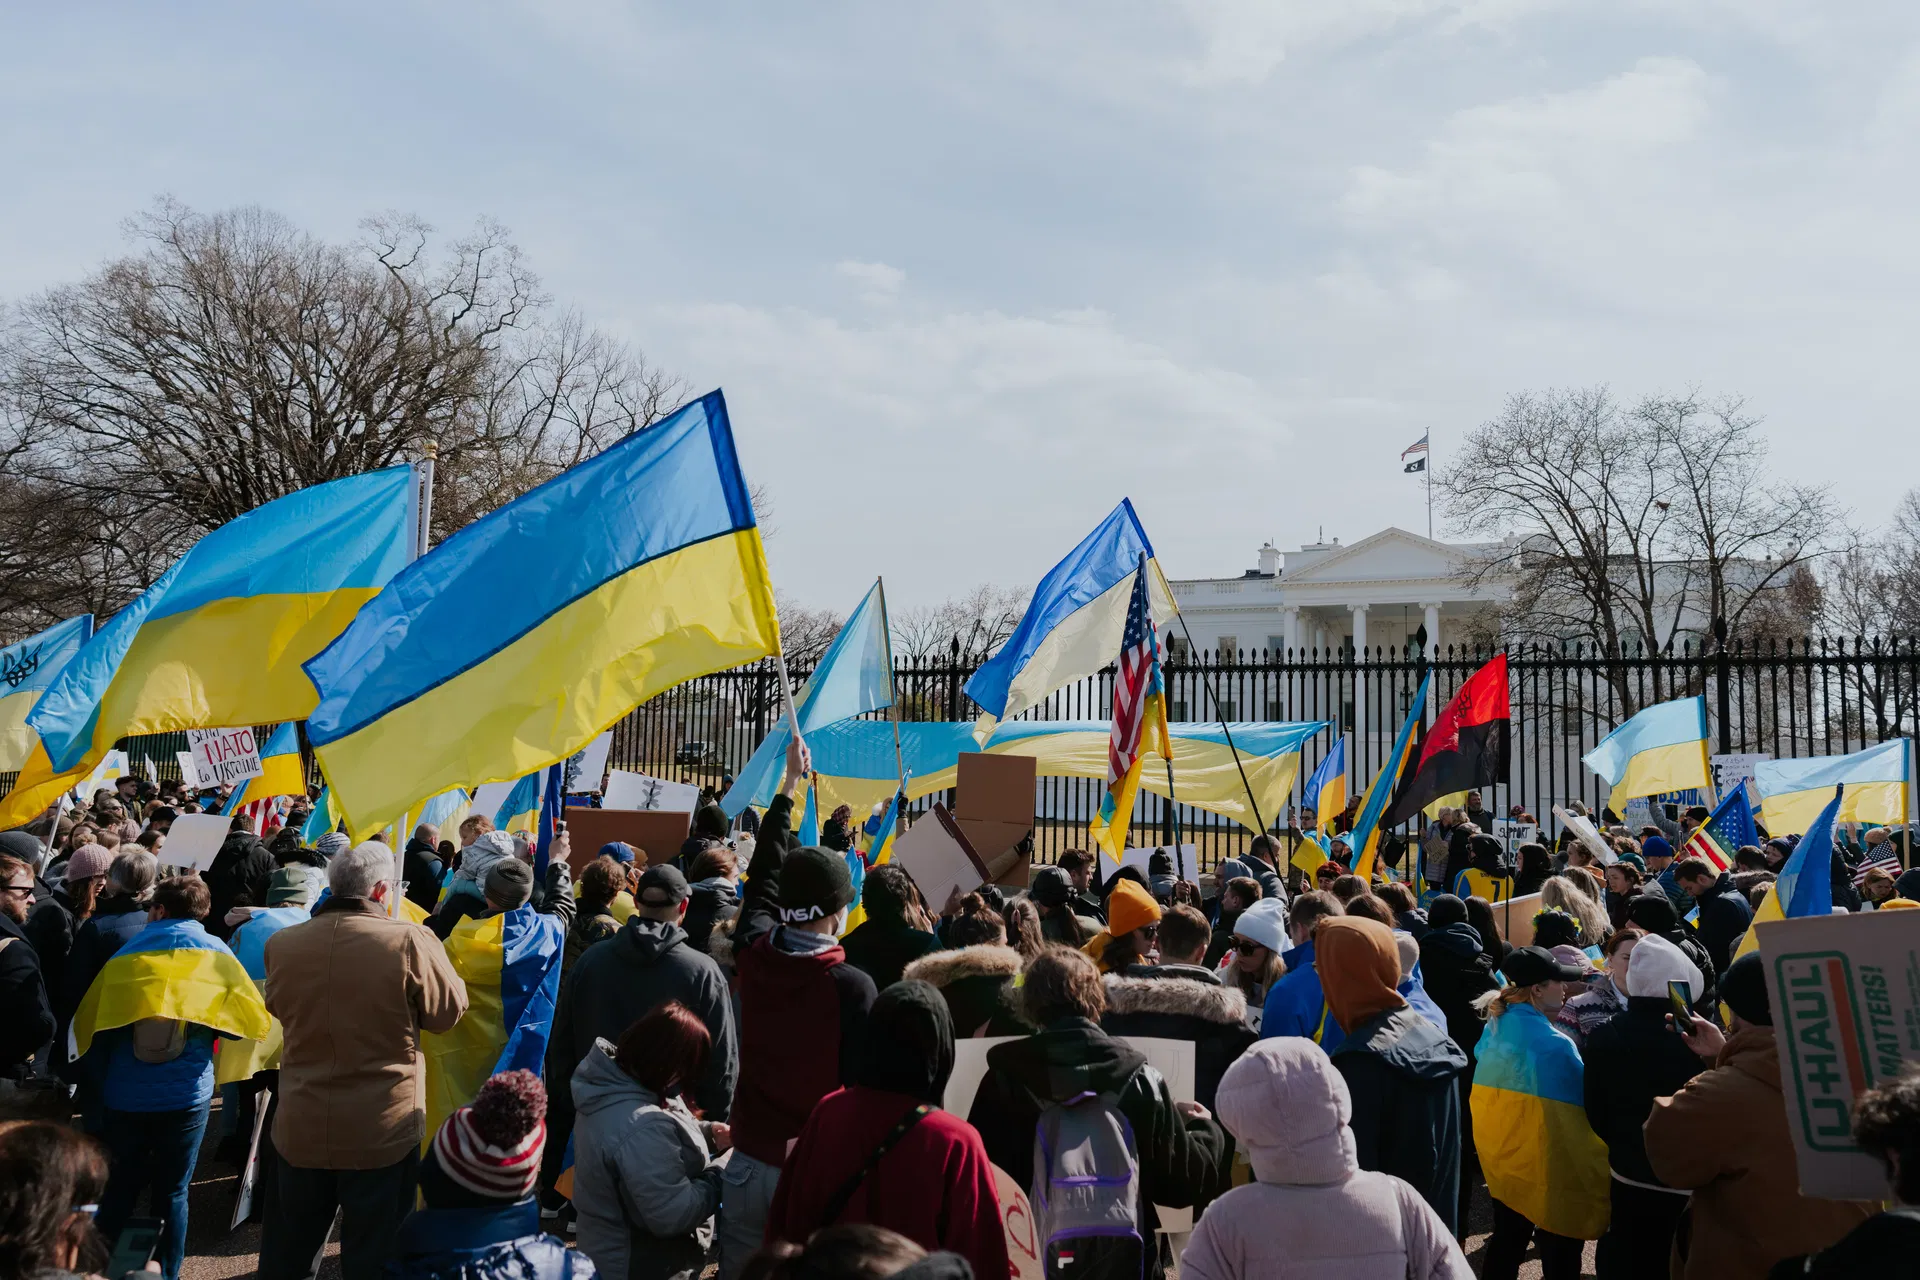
[1089, 557, 1171, 864]
[214, 904, 310, 1086]
[721, 580, 895, 817]
[1471, 1001, 1610, 1240]
[69, 919, 270, 1062]
[1349, 671, 1430, 881]
[304, 390, 780, 838]
[965, 500, 1175, 741]
[423, 905, 565, 1142]
[1, 467, 416, 829]
[222, 722, 306, 816]
[0, 615, 93, 773]
[1581, 695, 1711, 816]
[1754, 740, 1910, 836]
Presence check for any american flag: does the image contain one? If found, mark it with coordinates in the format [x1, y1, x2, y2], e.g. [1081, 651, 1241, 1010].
[1854, 836, 1901, 887]
[1089, 556, 1170, 860]
[1401, 432, 1429, 460]
[1678, 786, 1758, 874]
[234, 797, 277, 836]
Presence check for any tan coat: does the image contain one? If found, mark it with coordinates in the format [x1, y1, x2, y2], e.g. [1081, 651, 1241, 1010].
[264, 896, 467, 1169]
[1643, 1026, 1875, 1280]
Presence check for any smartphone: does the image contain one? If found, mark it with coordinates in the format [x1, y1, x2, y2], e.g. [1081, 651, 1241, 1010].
[1667, 980, 1694, 1027]
[107, 1217, 163, 1277]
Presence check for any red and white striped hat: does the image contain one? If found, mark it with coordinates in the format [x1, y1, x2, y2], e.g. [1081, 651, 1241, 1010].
[430, 1069, 546, 1201]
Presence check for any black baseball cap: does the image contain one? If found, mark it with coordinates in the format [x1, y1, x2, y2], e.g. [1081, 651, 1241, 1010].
[636, 864, 690, 909]
[1503, 945, 1591, 986]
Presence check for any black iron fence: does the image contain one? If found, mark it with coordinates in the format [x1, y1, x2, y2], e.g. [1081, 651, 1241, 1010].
[37, 636, 1916, 871]
[601, 636, 1920, 869]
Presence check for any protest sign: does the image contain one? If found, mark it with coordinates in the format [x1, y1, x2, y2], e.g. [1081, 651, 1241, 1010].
[604, 769, 701, 813]
[1121, 844, 1199, 883]
[560, 808, 692, 870]
[1492, 819, 1537, 851]
[1712, 751, 1771, 804]
[1756, 908, 1920, 1200]
[176, 751, 203, 788]
[1553, 806, 1614, 864]
[989, 1164, 1042, 1280]
[160, 812, 233, 872]
[893, 805, 992, 911]
[955, 752, 1036, 886]
[563, 732, 614, 794]
[188, 727, 263, 788]
[1490, 892, 1544, 946]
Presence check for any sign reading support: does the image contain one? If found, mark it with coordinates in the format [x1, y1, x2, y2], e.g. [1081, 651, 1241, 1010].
[187, 727, 264, 788]
[1712, 752, 1771, 803]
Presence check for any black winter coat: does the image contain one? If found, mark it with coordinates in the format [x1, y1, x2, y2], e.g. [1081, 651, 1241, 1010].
[205, 834, 274, 939]
[1330, 1006, 1469, 1237]
[902, 944, 1029, 1039]
[1416, 923, 1500, 1062]
[1580, 996, 1705, 1186]
[839, 916, 941, 992]
[0, 912, 54, 1076]
[548, 917, 737, 1120]
[1768, 1207, 1920, 1280]
[402, 838, 445, 913]
[23, 875, 75, 981]
[966, 1017, 1227, 1280]
[1100, 969, 1256, 1113]
[1691, 872, 1755, 975]
[681, 880, 737, 955]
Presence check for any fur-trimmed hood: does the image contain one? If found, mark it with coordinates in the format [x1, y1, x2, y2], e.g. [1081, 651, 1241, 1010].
[1103, 973, 1248, 1027]
[902, 944, 1023, 989]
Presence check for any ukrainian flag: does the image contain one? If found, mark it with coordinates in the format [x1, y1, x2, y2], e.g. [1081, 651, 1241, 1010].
[1753, 740, 1910, 836]
[214, 904, 310, 1086]
[841, 792, 901, 935]
[69, 918, 269, 1062]
[1349, 671, 1430, 881]
[494, 772, 542, 835]
[305, 390, 780, 839]
[1581, 696, 1711, 816]
[1301, 735, 1347, 836]
[1, 468, 416, 829]
[422, 905, 565, 1141]
[222, 722, 306, 816]
[1471, 1001, 1610, 1240]
[300, 787, 341, 844]
[0, 616, 93, 773]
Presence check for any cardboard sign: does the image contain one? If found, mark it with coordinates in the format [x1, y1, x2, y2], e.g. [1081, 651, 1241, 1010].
[991, 1163, 1043, 1280]
[188, 727, 263, 788]
[893, 805, 992, 911]
[604, 769, 701, 813]
[1756, 909, 1920, 1200]
[559, 808, 692, 870]
[1489, 892, 1544, 946]
[955, 752, 1036, 885]
[160, 812, 234, 872]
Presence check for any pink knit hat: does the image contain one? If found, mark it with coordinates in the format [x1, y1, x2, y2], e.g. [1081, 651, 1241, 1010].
[430, 1070, 546, 1201]
[65, 844, 115, 883]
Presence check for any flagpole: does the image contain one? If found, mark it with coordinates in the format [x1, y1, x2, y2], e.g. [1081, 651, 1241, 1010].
[877, 577, 905, 787]
[1173, 611, 1266, 836]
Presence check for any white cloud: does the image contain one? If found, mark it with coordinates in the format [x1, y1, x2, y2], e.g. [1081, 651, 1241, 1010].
[834, 260, 907, 303]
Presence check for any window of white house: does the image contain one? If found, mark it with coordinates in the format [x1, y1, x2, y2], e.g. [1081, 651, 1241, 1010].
[1217, 635, 1239, 658]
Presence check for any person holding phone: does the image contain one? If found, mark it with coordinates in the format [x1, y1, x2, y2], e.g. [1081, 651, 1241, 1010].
[1579, 934, 1707, 1278]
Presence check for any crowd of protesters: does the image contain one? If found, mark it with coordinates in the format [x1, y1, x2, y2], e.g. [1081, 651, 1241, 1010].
[0, 756, 1916, 1280]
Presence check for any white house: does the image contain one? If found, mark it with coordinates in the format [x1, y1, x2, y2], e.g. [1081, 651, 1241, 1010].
[1168, 528, 1511, 660]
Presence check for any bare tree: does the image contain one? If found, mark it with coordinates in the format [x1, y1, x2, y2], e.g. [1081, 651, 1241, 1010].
[1440, 386, 1835, 717]
[0, 200, 681, 626]
[893, 584, 1028, 662]
[775, 592, 845, 668]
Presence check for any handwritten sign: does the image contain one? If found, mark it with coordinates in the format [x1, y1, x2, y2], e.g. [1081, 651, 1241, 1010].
[603, 770, 701, 813]
[991, 1164, 1042, 1280]
[187, 727, 263, 788]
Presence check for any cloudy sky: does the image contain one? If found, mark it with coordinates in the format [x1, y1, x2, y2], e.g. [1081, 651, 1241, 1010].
[4, 2, 1917, 610]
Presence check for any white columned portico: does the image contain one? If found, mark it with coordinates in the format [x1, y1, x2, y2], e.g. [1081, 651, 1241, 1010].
[1422, 602, 1442, 658]
[1280, 606, 1301, 659]
[1350, 605, 1369, 655]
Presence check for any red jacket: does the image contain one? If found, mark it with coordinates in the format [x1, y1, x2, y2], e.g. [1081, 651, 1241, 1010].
[768, 1085, 1009, 1280]
[730, 932, 875, 1166]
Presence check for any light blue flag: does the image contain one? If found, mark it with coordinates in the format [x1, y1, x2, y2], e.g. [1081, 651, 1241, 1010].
[964, 500, 1171, 733]
[300, 788, 339, 843]
[797, 783, 820, 847]
[1776, 785, 1842, 919]
[0, 615, 94, 774]
[721, 580, 895, 817]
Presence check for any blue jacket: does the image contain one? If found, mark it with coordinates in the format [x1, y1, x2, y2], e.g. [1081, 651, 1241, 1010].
[388, 1196, 595, 1280]
[1261, 940, 1340, 1049]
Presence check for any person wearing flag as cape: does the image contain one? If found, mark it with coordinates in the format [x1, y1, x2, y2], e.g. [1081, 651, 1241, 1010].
[71, 872, 269, 1280]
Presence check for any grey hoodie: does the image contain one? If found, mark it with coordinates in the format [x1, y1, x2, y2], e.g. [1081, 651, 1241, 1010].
[570, 1039, 721, 1280]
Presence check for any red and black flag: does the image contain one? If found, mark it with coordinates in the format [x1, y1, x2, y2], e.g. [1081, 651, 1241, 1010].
[1384, 653, 1510, 826]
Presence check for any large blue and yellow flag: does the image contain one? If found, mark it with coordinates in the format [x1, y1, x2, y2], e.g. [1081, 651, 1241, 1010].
[1349, 671, 1431, 881]
[215, 904, 310, 1086]
[0, 615, 93, 773]
[722, 579, 894, 817]
[423, 906, 565, 1141]
[2, 468, 415, 829]
[305, 390, 780, 838]
[1754, 739, 1910, 837]
[1581, 695, 1711, 816]
[1471, 1002, 1610, 1240]
[1733, 784, 1845, 964]
[70, 919, 270, 1062]
[222, 722, 306, 816]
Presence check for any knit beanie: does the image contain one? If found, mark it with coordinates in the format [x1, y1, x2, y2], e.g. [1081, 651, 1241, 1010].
[1642, 836, 1675, 861]
[1230, 897, 1289, 955]
[777, 846, 855, 924]
[484, 859, 534, 910]
[64, 843, 115, 883]
[1105, 877, 1161, 938]
[426, 1069, 546, 1204]
[1719, 951, 1773, 1026]
[597, 841, 636, 865]
[314, 832, 353, 861]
